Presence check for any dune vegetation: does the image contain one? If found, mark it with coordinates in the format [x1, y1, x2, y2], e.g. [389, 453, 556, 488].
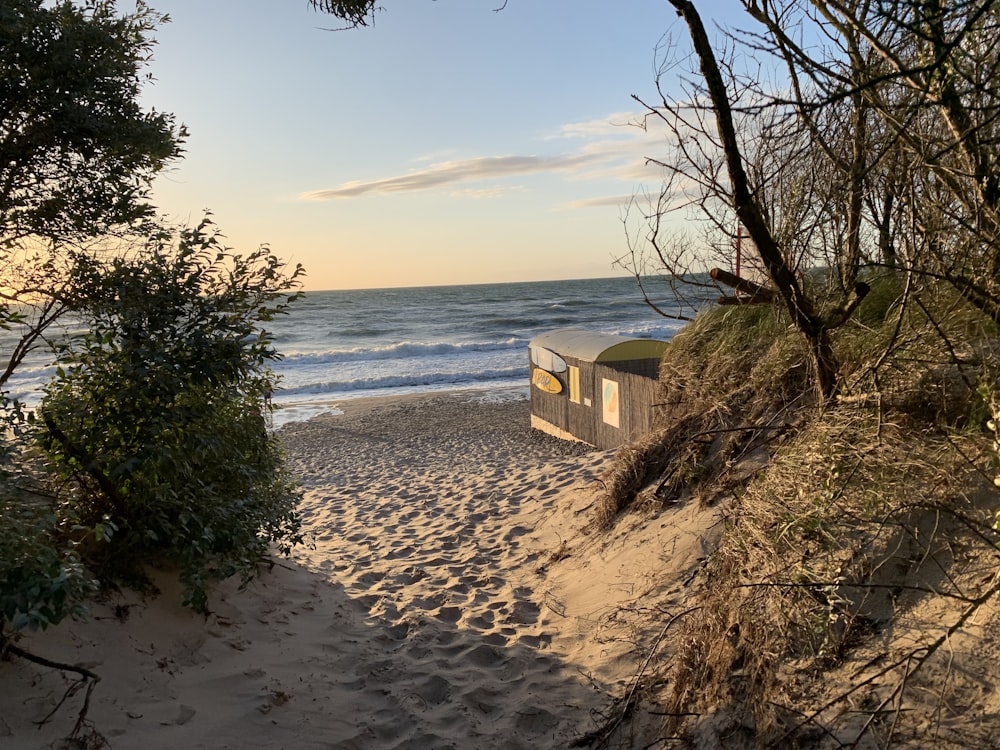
[1, 0, 304, 655]
[579, 0, 1000, 745]
[589, 272, 1000, 747]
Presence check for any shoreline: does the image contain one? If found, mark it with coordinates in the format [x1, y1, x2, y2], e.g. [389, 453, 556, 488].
[269, 384, 530, 428]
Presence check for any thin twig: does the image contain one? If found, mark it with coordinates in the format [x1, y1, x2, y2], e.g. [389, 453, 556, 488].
[777, 575, 1000, 744]
[2, 639, 102, 736]
[737, 579, 978, 603]
[572, 607, 701, 748]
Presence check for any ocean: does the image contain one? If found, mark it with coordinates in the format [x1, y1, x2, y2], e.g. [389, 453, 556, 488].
[2, 276, 712, 427]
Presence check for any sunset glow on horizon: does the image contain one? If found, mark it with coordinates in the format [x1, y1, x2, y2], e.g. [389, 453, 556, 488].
[142, 0, 729, 291]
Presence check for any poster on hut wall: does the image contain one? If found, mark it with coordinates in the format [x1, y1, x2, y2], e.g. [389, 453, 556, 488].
[569, 366, 581, 404]
[602, 378, 620, 428]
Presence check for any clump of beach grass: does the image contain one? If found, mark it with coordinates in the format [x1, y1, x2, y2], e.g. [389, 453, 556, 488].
[597, 271, 1000, 747]
[665, 413, 989, 730]
[592, 299, 813, 529]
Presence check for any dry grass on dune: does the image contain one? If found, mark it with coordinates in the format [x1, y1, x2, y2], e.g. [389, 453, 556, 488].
[592, 301, 813, 530]
[664, 417, 999, 748]
[591, 274, 1000, 748]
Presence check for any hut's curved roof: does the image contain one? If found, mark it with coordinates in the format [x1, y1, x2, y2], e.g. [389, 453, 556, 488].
[529, 328, 669, 363]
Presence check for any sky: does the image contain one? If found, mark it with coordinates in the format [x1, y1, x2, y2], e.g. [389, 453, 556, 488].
[140, 0, 723, 291]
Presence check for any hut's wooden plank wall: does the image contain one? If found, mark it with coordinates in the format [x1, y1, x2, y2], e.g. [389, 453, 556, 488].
[530, 359, 661, 450]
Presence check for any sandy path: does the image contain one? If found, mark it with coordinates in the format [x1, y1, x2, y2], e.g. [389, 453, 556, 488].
[1, 391, 721, 749]
[280, 393, 613, 748]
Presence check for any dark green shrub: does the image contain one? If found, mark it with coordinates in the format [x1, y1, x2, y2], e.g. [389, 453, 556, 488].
[34, 220, 304, 611]
[0, 392, 98, 633]
[0, 487, 98, 632]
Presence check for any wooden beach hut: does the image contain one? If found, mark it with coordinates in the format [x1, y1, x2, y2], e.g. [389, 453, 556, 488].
[528, 328, 669, 450]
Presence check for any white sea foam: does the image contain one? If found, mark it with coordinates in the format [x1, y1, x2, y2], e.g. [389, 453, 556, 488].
[281, 337, 524, 365]
[275, 365, 530, 397]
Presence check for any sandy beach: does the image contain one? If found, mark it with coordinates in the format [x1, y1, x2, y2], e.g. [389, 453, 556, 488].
[0, 390, 723, 749]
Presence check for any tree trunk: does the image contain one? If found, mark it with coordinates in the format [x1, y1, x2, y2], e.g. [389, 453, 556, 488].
[667, 0, 839, 400]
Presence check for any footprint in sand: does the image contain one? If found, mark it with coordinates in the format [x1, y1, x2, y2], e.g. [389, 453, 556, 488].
[412, 674, 451, 704]
[384, 544, 417, 560]
[502, 525, 531, 543]
[464, 611, 494, 630]
[462, 643, 505, 668]
[378, 622, 410, 642]
[410, 592, 446, 611]
[460, 685, 502, 715]
[394, 566, 428, 584]
[516, 633, 551, 649]
[482, 631, 509, 647]
[506, 600, 540, 625]
[355, 570, 386, 586]
[434, 605, 462, 624]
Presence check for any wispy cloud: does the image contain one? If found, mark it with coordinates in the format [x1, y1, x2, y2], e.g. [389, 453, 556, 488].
[299, 111, 668, 202]
[558, 194, 638, 210]
[450, 186, 522, 199]
[300, 155, 596, 200]
[551, 111, 651, 140]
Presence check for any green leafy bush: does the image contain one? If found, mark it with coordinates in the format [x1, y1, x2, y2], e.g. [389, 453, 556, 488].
[0, 394, 97, 633]
[34, 220, 305, 611]
[0, 487, 97, 632]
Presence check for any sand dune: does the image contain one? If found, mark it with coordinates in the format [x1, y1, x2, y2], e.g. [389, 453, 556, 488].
[0, 391, 723, 749]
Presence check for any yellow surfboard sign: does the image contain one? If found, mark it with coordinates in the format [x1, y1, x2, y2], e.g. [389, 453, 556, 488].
[532, 368, 563, 394]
